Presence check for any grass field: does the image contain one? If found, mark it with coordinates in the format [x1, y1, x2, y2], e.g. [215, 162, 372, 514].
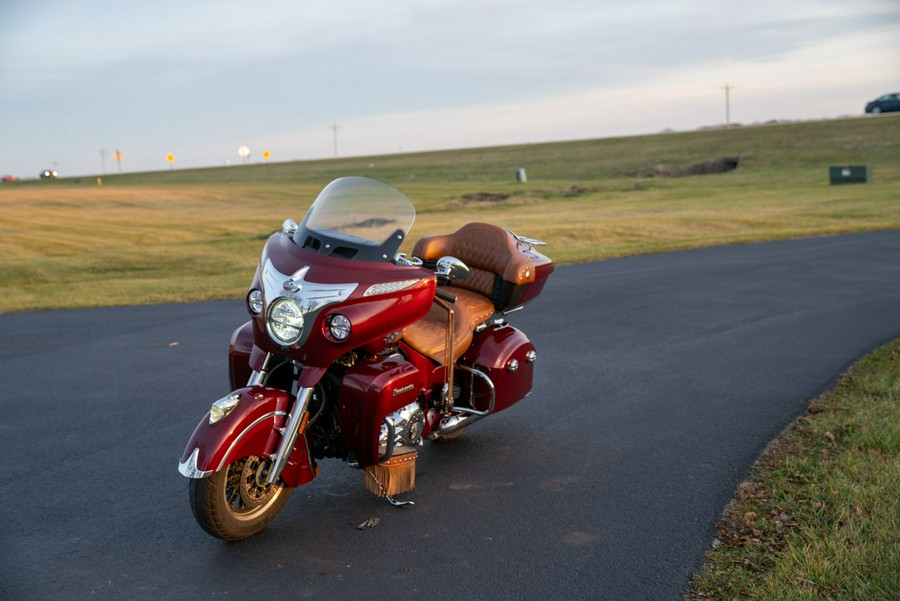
[2, 115, 899, 312]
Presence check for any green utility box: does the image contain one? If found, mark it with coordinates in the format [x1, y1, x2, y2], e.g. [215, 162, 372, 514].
[829, 164, 870, 185]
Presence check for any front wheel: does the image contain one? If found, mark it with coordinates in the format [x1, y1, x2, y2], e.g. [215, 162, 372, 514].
[189, 455, 292, 541]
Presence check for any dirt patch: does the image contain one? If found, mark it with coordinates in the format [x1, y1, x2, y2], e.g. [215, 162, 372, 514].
[565, 185, 591, 196]
[461, 192, 510, 203]
[654, 156, 740, 178]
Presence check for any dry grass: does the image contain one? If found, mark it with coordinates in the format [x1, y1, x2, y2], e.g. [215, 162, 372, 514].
[2, 117, 899, 312]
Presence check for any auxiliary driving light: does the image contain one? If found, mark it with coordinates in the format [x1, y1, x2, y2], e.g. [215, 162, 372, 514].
[247, 289, 263, 315]
[328, 314, 352, 341]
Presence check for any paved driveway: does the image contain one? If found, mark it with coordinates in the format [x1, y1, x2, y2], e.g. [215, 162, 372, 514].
[2, 230, 899, 600]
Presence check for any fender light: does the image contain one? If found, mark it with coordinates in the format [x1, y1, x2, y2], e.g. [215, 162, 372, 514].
[209, 393, 241, 425]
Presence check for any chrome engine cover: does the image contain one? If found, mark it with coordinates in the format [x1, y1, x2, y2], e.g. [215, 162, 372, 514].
[378, 401, 424, 457]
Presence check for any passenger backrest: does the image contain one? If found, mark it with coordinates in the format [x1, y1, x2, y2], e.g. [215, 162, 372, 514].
[412, 223, 551, 311]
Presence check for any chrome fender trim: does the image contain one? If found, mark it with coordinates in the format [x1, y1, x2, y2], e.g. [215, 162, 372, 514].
[217, 410, 287, 473]
[178, 448, 212, 479]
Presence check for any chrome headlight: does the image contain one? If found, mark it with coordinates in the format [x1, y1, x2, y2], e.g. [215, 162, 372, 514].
[328, 314, 352, 341]
[247, 289, 263, 315]
[267, 297, 304, 346]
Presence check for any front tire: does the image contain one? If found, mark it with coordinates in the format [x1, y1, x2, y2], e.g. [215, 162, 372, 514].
[189, 455, 292, 541]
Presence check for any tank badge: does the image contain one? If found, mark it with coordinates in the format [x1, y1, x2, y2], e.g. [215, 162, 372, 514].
[393, 384, 415, 396]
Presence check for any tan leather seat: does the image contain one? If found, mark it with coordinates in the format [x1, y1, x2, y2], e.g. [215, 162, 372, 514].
[402, 289, 495, 363]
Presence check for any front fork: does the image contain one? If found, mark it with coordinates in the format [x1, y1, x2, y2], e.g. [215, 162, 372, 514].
[248, 353, 315, 485]
[267, 386, 313, 484]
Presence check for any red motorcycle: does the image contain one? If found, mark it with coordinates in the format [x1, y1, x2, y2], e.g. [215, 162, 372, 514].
[178, 176, 553, 540]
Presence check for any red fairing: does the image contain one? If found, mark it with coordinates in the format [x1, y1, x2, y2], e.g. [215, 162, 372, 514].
[179, 386, 316, 488]
[228, 321, 254, 390]
[248, 234, 437, 371]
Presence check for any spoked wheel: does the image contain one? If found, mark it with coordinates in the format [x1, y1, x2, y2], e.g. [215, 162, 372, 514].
[189, 455, 292, 541]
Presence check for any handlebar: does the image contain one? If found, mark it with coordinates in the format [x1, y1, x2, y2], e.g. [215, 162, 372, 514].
[435, 288, 457, 303]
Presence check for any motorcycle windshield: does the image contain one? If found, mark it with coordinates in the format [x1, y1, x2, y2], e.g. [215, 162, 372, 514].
[294, 177, 416, 262]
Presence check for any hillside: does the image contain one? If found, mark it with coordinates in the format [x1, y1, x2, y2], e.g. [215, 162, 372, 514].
[20, 114, 900, 187]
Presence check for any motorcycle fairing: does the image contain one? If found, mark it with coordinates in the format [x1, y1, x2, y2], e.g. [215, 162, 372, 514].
[249, 234, 437, 369]
[178, 386, 317, 488]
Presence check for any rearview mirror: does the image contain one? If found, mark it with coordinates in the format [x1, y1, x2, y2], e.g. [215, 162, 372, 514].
[435, 256, 469, 281]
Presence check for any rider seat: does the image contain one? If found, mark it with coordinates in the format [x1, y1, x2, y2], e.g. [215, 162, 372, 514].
[402, 223, 550, 364]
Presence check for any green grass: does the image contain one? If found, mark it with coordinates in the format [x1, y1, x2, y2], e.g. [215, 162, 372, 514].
[2, 115, 899, 312]
[690, 339, 900, 600]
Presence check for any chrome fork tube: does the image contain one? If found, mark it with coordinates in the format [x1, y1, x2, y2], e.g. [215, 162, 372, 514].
[247, 352, 273, 386]
[266, 386, 313, 485]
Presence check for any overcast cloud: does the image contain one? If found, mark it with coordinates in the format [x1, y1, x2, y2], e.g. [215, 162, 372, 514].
[1, 0, 898, 177]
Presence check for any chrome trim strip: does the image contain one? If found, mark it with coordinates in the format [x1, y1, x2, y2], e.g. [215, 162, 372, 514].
[214, 410, 287, 473]
[266, 387, 313, 484]
[178, 448, 212, 479]
[261, 259, 358, 348]
[262, 259, 358, 311]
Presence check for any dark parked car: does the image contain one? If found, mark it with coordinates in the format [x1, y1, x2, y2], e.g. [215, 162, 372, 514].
[865, 92, 900, 114]
[40, 169, 58, 179]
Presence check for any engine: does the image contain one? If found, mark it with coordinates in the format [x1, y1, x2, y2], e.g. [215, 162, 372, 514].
[377, 401, 424, 459]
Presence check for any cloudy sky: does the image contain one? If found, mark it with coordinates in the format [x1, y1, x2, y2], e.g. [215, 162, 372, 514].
[1, 0, 898, 177]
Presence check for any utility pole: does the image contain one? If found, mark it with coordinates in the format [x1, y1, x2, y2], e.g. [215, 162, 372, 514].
[723, 84, 733, 128]
[99, 149, 107, 174]
[329, 124, 340, 158]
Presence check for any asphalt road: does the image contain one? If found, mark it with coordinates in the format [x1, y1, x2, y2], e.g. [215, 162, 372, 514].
[3, 230, 900, 600]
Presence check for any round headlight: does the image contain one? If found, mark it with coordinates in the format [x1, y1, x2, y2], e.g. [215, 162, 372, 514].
[247, 289, 263, 315]
[267, 298, 304, 345]
[328, 314, 352, 341]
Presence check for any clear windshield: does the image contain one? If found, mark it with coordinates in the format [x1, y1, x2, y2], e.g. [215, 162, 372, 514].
[294, 177, 416, 261]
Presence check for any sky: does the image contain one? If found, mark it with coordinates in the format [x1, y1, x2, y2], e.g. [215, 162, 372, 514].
[1, 0, 898, 178]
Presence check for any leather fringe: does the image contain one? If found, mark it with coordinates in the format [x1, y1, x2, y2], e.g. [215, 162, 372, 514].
[365, 451, 417, 497]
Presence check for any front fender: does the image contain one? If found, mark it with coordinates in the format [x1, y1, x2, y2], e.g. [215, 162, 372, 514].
[177, 386, 316, 488]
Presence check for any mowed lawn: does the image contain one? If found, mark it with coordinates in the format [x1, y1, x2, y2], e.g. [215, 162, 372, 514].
[2, 115, 899, 312]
